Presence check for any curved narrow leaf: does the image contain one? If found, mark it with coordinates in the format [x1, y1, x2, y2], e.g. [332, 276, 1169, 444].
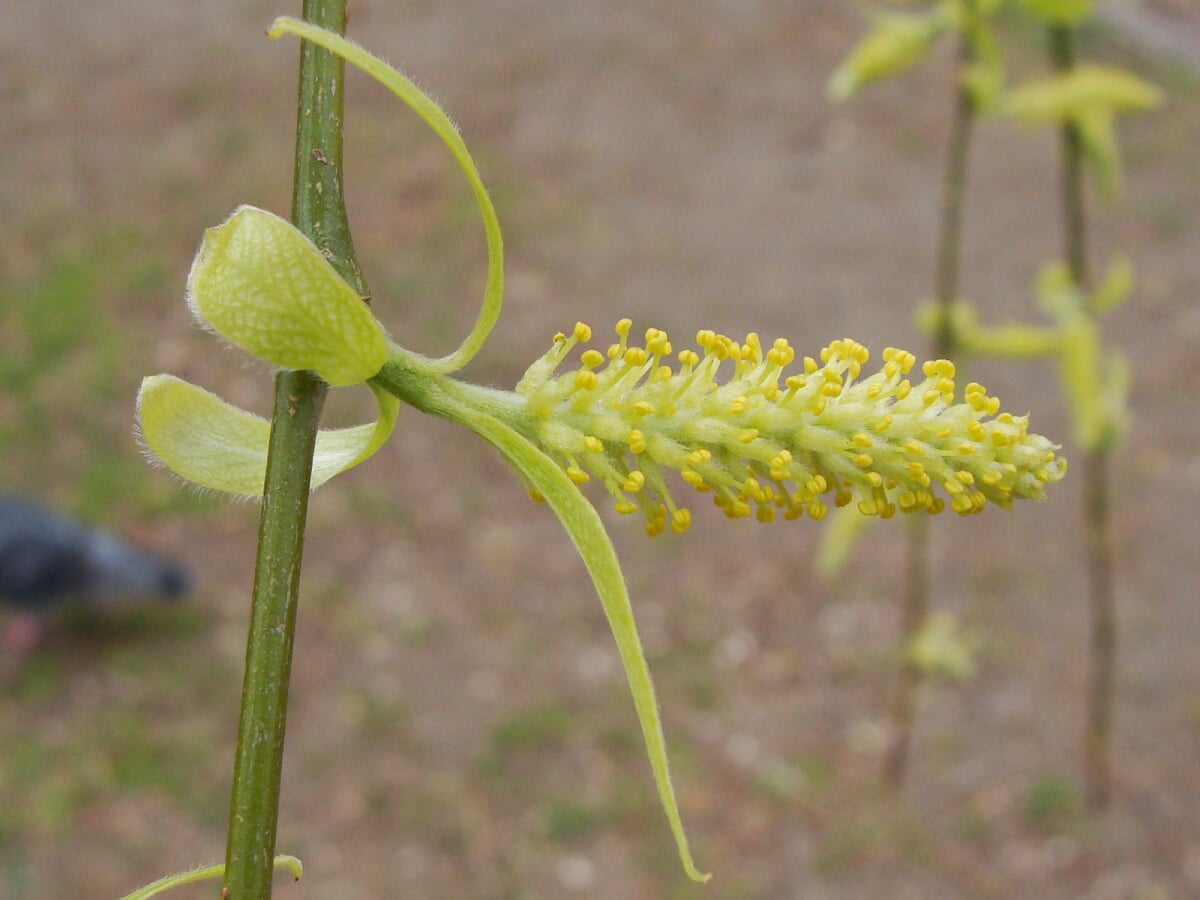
[428, 391, 710, 883]
[268, 17, 503, 375]
[118, 855, 302, 900]
[136, 375, 399, 497]
[188, 206, 388, 387]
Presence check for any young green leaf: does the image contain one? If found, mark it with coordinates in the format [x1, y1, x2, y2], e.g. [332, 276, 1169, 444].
[828, 10, 947, 100]
[1004, 65, 1163, 124]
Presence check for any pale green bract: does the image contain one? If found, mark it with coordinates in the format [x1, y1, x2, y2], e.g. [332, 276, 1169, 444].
[188, 205, 388, 388]
[137, 375, 400, 498]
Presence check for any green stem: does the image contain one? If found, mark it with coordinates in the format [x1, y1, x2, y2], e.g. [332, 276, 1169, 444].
[884, 22, 977, 789]
[1049, 23, 1116, 812]
[223, 0, 366, 895]
[1050, 26, 1090, 291]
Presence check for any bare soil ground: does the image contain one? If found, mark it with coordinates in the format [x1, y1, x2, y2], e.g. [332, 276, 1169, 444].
[2, 2, 1198, 898]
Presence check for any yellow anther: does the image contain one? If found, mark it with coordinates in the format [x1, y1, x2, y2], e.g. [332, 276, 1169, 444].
[852, 433, 873, 448]
[613, 499, 638, 515]
[857, 498, 878, 516]
[677, 348, 699, 367]
[632, 400, 655, 417]
[671, 508, 692, 534]
[872, 414, 893, 432]
[807, 500, 828, 520]
[955, 471, 974, 485]
[583, 435, 604, 454]
[821, 381, 842, 398]
[729, 395, 749, 414]
[626, 429, 646, 454]
[573, 322, 592, 342]
[853, 453, 874, 469]
[923, 389, 941, 407]
[866, 472, 883, 488]
[756, 506, 776, 524]
[622, 470, 645, 492]
[951, 493, 975, 514]
[615, 318, 633, 337]
[804, 356, 818, 374]
[681, 470, 706, 489]
[574, 371, 597, 391]
[738, 429, 759, 444]
[529, 487, 546, 504]
[688, 448, 712, 465]
[567, 467, 590, 485]
[580, 349, 605, 368]
[923, 359, 955, 379]
[623, 347, 648, 366]
[742, 477, 764, 503]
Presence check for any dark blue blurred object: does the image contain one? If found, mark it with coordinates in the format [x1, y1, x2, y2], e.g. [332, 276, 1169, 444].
[0, 494, 190, 614]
